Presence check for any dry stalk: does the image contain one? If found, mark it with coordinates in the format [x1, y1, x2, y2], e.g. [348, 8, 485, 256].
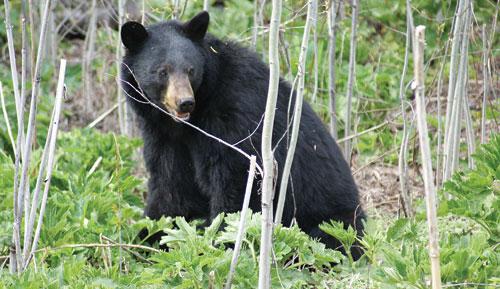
[3, 0, 22, 120]
[480, 25, 488, 144]
[442, 0, 470, 182]
[275, 0, 315, 225]
[398, 0, 414, 217]
[13, 0, 53, 272]
[311, 0, 319, 104]
[343, 0, 359, 162]
[413, 26, 442, 289]
[225, 156, 257, 289]
[328, 0, 338, 138]
[258, 0, 282, 287]
[0, 82, 16, 155]
[117, 0, 127, 134]
[24, 59, 67, 270]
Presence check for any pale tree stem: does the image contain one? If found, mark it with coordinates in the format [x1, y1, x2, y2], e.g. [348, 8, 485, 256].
[28, 0, 36, 78]
[172, 0, 180, 19]
[83, 0, 97, 115]
[398, 0, 414, 217]
[141, 0, 146, 24]
[20, 0, 29, 242]
[274, 0, 315, 226]
[442, 0, 468, 182]
[328, 0, 338, 138]
[25, 59, 67, 270]
[258, 0, 282, 287]
[480, 25, 488, 144]
[252, 0, 260, 49]
[3, 0, 22, 122]
[203, 0, 209, 11]
[343, 0, 358, 162]
[311, 0, 319, 104]
[14, 0, 53, 271]
[435, 30, 451, 189]
[463, 81, 475, 169]
[448, 1, 471, 180]
[278, 31, 292, 82]
[22, 101, 56, 260]
[117, 0, 126, 134]
[225, 156, 257, 289]
[258, 0, 267, 59]
[413, 26, 442, 289]
[0, 83, 16, 156]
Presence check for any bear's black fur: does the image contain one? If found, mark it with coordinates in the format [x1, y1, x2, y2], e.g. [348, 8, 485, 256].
[121, 12, 365, 258]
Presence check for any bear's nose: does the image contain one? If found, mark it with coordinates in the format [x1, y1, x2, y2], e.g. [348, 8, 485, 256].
[178, 98, 195, 113]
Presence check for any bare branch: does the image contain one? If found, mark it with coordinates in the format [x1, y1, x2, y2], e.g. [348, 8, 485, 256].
[258, 0, 282, 287]
[413, 26, 442, 289]
[14, 0, 53, 271]
[0, 82, 16, 156]
[328, 0, 339, 138]
[398, 0, 414, 217]
[343, 0, 359, 162]
[225, 156, 257, 289]
[25, 59, 67, 269]
[275, 0, 315, 225]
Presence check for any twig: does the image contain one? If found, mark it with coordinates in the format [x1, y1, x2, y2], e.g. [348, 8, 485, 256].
[397, 0, 414, 217]
[413, 26, 442, 289]
[172, 0, 180, 19]
[20, 0, 29, 239]
[118, 66, 263, 175]
[28, 242, 161, 256]
[258, 0, 282, 287]
[311, 0, 319, 104]
[117, 0, 127, 135]
[14, 0, 53, 272]
[83, 0, 97, 115]
[100, 235, 153, 264]
[328, 0, 338, 138]
[141, 0, 146, 24]
[463, 86, 475, 169]
[3, 0, 22, 122]
[336, 117, 393, 144]
[343, 0, 359, 162]
[480, 25, 488, 144]
[0, 82, 16, 156]
[251, 0, 260, 49]
[442, 0, 470, 182]
[24, 59, 66, 270]
[86, 102, 121, 129]
[22, 105, 55, 261]
[225, 156, 257, 289]
[275, 0, 315, 225]
[435, 26, 451, 189]
[449, 2, 471, 177]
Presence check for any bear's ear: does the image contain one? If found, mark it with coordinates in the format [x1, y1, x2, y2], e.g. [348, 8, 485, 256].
[183, 11, 210, 40]
[121, 21, 148, 51]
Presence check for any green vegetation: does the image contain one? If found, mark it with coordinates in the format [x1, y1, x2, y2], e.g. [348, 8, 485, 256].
[0, 130, 498, 287]
[0, 0, 498, 288]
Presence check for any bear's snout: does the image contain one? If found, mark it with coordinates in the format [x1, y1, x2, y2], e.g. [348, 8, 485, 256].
[178, 98, 195, 113]
[163, 73, 195, 121]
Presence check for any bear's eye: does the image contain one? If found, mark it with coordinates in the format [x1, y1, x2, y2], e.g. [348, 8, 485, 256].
[187, 67, 194, 76]
[158, 69, 168, 77]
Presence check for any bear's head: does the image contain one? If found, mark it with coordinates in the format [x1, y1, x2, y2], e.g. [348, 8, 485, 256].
[121, 12, 210, 121]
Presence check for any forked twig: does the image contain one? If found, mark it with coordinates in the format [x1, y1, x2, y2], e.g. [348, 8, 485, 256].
[118, 63, 264, 176]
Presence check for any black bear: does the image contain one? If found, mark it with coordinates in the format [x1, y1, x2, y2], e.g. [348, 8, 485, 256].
[121, 11, 365, 258]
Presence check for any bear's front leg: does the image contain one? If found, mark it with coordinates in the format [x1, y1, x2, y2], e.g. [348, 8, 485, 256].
[143, 141, 209, 221]
[191, 148, 253, 221]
